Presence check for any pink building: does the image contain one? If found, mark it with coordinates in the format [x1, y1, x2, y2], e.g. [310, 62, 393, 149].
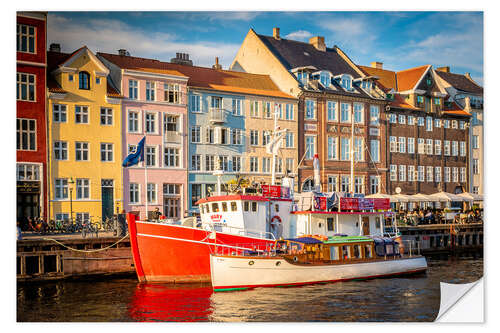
[98, 51, 189, 220]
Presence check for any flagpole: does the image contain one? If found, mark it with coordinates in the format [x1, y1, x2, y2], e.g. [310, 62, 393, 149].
[271, 103, 278, 185]
[144, 111, 148, 220]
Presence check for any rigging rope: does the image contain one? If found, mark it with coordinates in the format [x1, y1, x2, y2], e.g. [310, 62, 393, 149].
[41, 233, 130, 253]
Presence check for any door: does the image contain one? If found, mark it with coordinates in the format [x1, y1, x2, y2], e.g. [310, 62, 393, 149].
[362, 216, 370, 235]
[101, 179, 114, 221]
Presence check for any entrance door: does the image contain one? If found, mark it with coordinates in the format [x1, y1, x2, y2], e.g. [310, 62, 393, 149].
[101, 179, 114, 221]
[362, 216, 370, 235]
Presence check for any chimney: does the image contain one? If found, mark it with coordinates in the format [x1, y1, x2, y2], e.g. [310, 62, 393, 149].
[212, 57, 222, 70]
[437, 66, 450, 73]
[170, 52, 193, 66]
[309, 36, 326, 51]
[273, 27, 280, 40]
[370, 61, 383, 69]
[465, 96, 471, 111]
[118, 49, 130, 56]
[49, 43, 61, 53]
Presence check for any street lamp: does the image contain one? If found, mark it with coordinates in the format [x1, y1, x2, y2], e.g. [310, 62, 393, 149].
[68, 177, 75, 223]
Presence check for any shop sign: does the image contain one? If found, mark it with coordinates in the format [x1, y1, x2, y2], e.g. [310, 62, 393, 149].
[16, 181, 40, 194]
[369, 127, 380, 136]
[304, 123, 317, 131]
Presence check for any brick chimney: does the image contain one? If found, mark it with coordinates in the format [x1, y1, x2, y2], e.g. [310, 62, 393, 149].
[273, 27, 280, 40]
[465, 96, 471, 111]
[309, 36, 326, 51]
[370, 61, 383, 69]
[49, 43, 61, 53]
[118, 49, 130, 56]
[170, 52, 193, 66]
[212, 57, 222, 70]
[437, 66, 450, 73]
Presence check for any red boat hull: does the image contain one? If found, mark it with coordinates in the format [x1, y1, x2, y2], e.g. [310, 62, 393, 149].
[127, 213, 274, 283]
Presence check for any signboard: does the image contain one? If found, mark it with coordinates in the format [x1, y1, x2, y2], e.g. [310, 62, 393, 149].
[340, 197, 359, 210]
[281, 186, 290, 199]
[340, 197, 390, 211]
[304, 123, 317, 131]
[373, 198, 391, 210]
[369, 127, 380, 136]
[358, 198, 374, 210]
[16, 181, 40, 194]
[313, 196, 327, 211]
[210, 214, 223, 223]
[262, 185, 282, 198]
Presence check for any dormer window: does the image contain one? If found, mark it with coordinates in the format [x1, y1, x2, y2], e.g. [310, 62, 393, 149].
[319, 71, 331, 88]
[340, 74, 352, 91]
[362, 80, 371, 90]
[297, 70, 309, 86]
[79, 71, 90, 90]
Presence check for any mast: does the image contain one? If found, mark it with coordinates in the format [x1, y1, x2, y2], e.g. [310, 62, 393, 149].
[271, 103, 278, 185]
[144, 111, 148, 219]
[350, 105, 355, 194]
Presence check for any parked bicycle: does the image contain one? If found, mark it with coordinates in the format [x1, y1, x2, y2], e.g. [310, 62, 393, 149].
[81, 219, 99, 238]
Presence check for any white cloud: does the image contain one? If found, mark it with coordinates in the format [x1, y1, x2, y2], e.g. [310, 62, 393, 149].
[285, 30, 312, 41]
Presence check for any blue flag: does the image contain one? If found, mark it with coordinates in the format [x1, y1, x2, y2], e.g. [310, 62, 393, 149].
[122, 136, 146, 167]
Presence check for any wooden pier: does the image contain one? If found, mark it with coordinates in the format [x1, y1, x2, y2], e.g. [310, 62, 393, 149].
[17, 235, 135, 282]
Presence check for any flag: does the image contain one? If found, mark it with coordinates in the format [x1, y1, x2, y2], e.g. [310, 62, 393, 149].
[122, 136, 146, 167]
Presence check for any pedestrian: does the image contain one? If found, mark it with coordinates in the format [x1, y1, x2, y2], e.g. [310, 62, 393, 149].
[153, 207, 161, 221]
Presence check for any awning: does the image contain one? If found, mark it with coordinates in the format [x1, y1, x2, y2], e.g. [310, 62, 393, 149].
[365, 193, 399, 203]
[392, 194, 419, 202]
[457, 192, 483, 202]
[409, 193, 434, 202]
[429, 191, 467, 202]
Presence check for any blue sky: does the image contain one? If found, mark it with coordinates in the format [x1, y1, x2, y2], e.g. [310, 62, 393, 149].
[48, 11, 483, 85]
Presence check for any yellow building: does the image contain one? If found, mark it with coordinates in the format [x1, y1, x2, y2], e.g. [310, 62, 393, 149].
[47, 45, 123, 223]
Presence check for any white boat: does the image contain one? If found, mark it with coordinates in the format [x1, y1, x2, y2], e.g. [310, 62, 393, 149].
[210, 236, 427, 292]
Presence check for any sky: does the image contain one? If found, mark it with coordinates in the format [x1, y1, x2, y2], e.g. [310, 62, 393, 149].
[48, 11, 483, 85]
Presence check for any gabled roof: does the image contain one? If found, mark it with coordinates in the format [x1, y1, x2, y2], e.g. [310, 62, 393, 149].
[98, 52, 295, 99]
[389, 94, 420, 111]
[434, 70, 483, 95]
[442, 102, 471, 117]
[358, 65, 397, 92]
[396, 65, 431, 92]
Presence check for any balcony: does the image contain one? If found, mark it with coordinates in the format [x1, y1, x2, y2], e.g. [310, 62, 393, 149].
[165, 130, 182, 143]
[209, 108, 226, 124]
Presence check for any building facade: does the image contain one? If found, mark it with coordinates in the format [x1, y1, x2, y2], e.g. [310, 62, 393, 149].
[231, 28, 387, 194]
[16, 12, 47, 225]
[360, 63, 470, 197]
[47, 46, 124, 222]
[98, 51, 189, 220]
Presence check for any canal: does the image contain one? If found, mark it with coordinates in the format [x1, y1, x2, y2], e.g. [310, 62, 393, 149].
[17, 255, 482, 322]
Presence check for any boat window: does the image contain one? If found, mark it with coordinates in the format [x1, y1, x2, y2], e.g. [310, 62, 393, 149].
[212, 203, 219, 212]
[231, 201, 237, 212]
[205, 204, 210, 213]
[318, 222, 322, 229]
[251, 202, 257, 212]
[327, 218, 334, 231]
[353, 245, 362, 259]
[329, 246, 339, 260]
[375, 243, 385, 256]
[385, 243, 394, 255]
[365, 244, 373, 258]
[342, 245, 351, 260]
[244, 201, 249, 212]
[222, 202, 228, 212]
[275, 204, 279, 212]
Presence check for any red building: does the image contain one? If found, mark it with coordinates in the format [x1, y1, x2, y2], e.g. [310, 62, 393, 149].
[16, 12, 47, 225]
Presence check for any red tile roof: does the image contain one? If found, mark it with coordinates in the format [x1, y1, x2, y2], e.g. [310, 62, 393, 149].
[443, 102, 471, 116]
[98, 52, 295, 99]
[396, 65, 430, 92]
[389, 94, 420, 110]
[358, 65, 397, 92]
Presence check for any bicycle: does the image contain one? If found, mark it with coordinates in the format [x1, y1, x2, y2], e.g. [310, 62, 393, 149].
[81, 219, 99, 239]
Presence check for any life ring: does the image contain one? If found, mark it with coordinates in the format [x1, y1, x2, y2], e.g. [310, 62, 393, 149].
[270, 215, 282, 227]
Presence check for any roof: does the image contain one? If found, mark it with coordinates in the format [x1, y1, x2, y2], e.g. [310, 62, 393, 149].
[285, 237, 324, 244]
[396, 65, 430, 92]
[358, 65, 397, 92]
[389, 94, 419, 111]
[435, 70, 483, 94]
[98, 52, 295, 99]
[324, 236, 373, 244]
[442, 102, 471, 117]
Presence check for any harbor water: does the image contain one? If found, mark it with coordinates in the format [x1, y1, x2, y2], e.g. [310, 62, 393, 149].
[17, 255, 482, 322]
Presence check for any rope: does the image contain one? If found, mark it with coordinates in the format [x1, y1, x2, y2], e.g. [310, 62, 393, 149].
[41, 233, 130, 253]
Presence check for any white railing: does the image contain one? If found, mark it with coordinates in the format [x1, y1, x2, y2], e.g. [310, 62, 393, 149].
[209, 108, 226, 123]
[165, 131, 182, 143]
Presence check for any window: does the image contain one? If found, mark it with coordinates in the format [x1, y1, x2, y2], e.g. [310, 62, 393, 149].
[262, 157, 271, 173]
[418, 166, 425, 182]
[305, 136, 316, 160]
[286, 158, 294, 173]
[305, 99, 316, 120]
[408, 137, 415, 154]
[232, 128, 242, 145]
[459, 121, 466, 129]
[407, 115, 415, 125]
[426, 117, 433, 131]
[426, 166, 433, 182]
[16, 164, 40, 181]
[16, 119, 36, 151]
[460, 141, 466, 157]
[434, 97, 441, 105]
[276, 103, 283, 119]
[452, 120, 458, 129]
[341, 75, 352, 90]
[53, 104, 67, 123]
[165, 84, 180, 103]
[55, 213, 69, 222]
[297, 70, 309, 85]
[398, 114, 406, 124]
[444, 120, 450, 128]
[17, 73, 35, 101]
[96, 77, 101, 84]
[262, 130, 271, 146]
[472, 112, 478, 125]
[54, 178, 68, 199]
[354, 137, 364, 161]
[191, 126, 201, 143]
[218, 156, 230, 172]
[53, 141, 68, 160]
[328, 176, 338, 192]
[435, 140, 442, 155]
[460, 167, 466, 182]
[68, 74, 73, 82]
[327, 136, 338, 160]
[191, 184, 202, 208]
[472, 135, 479, 149]
[128, 111, 139, 132]
[145, 146, 156, 167]
[250, 100, 259, 117]
[146, 81, 155, 101]
[444, 140, 451, 156]
[370, 105, 379, 125]
[473, 159, 479, 174]
[285, 132, 294, 148]
[472, 186, 479, 194]
[327, 101, 337, 121]
[285, 104, 294, 120]
[320, 71, 331, 87]
[75, 106, 89, 124]
[100, 108, 113, 125]
[129, 80, 138, 99]
[354, 176, 364, 194]
[232, 99, 242, 116]
[76, 178, 90, 199]
[263, 102, 271, 118]
[417, 117, 424, 126]
[398, 137, 406, 153]
[205, 155, 215, 172]
[452, 167, 459, 182]
[190, 94, 201, 112]
[444, 167, 451, 182]
[399, 165, 406, 182]
[79, 72, 90, 90]
[75, 213, 90, 223]
[389, 136, 397, 153]
[250, 130, 259, 146]
[232, 156, 241, 172]
[370, 176, 380, 194]
[164, 147, 180, 167]
[75, 142, 89, 161]
[340, 103, 350, 123]
[354, 103, 364, 124]
[435, 167, 442, 182]
[390, 165, 397, 181]
[250, 157, 259, 173]
[130, 183, 140, 204]
[388, 114, 397, 124]
[418, 138, 425, 154]
[340, 137, 350, 161]
[408, 165, 415, 182]
[426, 139, 433, 155]
[370, 140, 380, 162]
[145, 113, 156, 133]
[147, 183, 156, 204]
[17, 24, 36, 53]
[452, 141, 459, 156]
[275, 157, 283, 174]
[341, 176, 350, 192]
[100, 143, 113, 161]
[434, 118, 441, 128]
[417, 95, 424, 105]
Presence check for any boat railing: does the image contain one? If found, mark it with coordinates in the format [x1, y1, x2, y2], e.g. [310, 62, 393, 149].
[400, 239, 421, 257]
[210, 224, 276, 240]
[213, 242, 279, 257]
